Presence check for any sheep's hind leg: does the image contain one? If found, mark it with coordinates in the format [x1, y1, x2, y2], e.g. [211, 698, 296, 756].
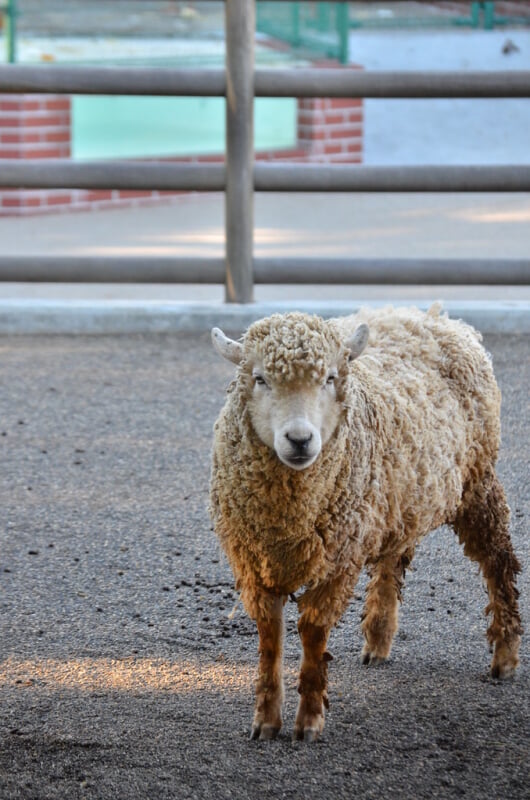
[361, 550, 413, 666]
[250, 593, 285, 740]
[453, 470, 522, 678]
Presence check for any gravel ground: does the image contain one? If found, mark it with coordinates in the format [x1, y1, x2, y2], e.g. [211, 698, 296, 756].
[0, 330, 528, 800]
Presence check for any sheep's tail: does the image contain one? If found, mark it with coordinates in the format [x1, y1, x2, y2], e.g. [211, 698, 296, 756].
[427, 301, 444, 318]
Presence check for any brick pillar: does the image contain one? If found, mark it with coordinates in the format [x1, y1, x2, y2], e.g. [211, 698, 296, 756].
[0, 94, 72, 215]
[297, 96, 363, 163]
[296, 62, 363, 163]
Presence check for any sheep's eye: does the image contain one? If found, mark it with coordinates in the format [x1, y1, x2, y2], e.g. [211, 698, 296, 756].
[253, 374, 267, 387]
[326, 372, 338, 385]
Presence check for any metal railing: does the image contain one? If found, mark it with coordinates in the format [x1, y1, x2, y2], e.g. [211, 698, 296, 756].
[349, 1, 530, 30]
[257, 2, 349, 64]
[0, 0, 16, 62]
[0, 0, 529, 302]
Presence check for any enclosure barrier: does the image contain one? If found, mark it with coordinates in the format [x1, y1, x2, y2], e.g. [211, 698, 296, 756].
[0, 0, 529, 302]
[2, 161, 530, 193]
[2, 65, 530, 98]
[0, 256, 527, 286]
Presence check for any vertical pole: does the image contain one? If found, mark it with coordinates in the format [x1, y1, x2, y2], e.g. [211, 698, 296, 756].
[225, 0, 255, 304]
[337, 3, 349, 65]
[484, 2, 495, 30]
[292, 3, 300, 48]
[318, 4, 329, 32]
[6, 0, 16, 63]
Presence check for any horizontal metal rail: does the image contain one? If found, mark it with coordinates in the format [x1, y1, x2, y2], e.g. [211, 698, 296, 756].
[0, 65, 226, 96]
[254, 69, 530, 99]
[0, 160, 225, 191]
[0, 65, 529, 98]
[0, 257, 528, 285]
[254, 258, 530, 285]
[254, 164, 530, 193]
[0, 257, 225, 283]
[2, 161, 530, 193]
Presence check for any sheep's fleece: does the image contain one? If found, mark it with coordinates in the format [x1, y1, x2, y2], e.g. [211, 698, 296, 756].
[209, 305, 521, 740]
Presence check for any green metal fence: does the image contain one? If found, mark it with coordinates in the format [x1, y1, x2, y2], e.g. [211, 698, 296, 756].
[257, 2, 349, 64]
[1, 0, 16, 62]
[255, 2, 530, 61]
[348, 2, 530, 31]
[486, 2, 530, 30]
[5, 3, 530, 66]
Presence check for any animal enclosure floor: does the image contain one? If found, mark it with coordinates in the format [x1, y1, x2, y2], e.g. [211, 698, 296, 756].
[0, 332, 528, 800]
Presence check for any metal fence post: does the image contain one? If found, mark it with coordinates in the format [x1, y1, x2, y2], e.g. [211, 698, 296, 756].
[337, 2, 349, 65]
[6, 0, 17, 63]
[292, 3, 301, 48]
[224, 0, 255, 304]
[484, 2, 495, 30]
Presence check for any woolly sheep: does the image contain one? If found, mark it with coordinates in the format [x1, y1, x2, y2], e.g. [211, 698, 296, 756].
[209, 305, 522, 742]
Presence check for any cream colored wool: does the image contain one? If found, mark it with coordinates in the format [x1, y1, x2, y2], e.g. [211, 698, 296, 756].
[210, 305, 502, 626]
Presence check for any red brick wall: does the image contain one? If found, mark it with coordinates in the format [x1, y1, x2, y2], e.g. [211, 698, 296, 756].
[0, 94, 76, 214]
[0, 95, 71, 159]
[0, 92, 363, 216]
[297, 98, 363, 162]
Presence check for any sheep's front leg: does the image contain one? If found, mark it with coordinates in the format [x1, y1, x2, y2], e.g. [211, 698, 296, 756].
[251, 593, 285, 740]
[293, 618, 332, 742]
[294, 568, 362, 742]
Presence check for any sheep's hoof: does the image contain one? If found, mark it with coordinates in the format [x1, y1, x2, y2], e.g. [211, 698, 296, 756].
[292, 707, 325, 743]
[490, 658, 518, 680]
[250, 723, 280, 741]
[491, 664, 514, 680]
[292, 726, 319, 744]
[361, 649, 387, 667]
[490, 638, 520, 680]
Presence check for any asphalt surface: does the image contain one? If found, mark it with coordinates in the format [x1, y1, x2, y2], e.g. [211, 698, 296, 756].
[0, 330, 528, 800]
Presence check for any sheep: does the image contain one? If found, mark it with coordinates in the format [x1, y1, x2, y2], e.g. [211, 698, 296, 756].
[209, 305, 522, 742]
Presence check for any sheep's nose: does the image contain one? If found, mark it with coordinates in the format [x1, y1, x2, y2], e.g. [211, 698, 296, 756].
[285, 431, 313, 451]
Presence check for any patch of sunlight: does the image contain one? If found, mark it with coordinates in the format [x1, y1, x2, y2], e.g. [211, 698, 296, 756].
[254, 228, 302, 244]
[141, 231, 225, 244]
[72, 241, 223, 256]
[254, 226, 415, 248]
[450, 208, 530, 224]
[0, 656, 254, 695]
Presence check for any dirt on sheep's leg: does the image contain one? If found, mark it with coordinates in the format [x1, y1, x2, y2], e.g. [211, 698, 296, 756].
[293, 619, 332, 743]
[454, 469, 522, 679]
[361, 549, 413, 665]
[250, 593, 285, 741]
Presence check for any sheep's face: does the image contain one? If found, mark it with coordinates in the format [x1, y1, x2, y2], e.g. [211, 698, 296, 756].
[212, 313, 369, 471]
[246, 366, 340, 470]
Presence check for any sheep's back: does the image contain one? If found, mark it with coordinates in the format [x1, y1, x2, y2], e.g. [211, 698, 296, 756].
[340, 306, 501, 546]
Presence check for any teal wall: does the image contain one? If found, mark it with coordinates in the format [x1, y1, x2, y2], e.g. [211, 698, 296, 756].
[72, 96, 297, 159]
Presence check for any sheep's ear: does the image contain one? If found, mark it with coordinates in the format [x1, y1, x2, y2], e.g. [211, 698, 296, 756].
[211, 327, 243, 365]
[345, 324, 369, 361]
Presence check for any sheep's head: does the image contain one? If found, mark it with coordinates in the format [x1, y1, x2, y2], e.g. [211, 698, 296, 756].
[212, 313, 368, 471]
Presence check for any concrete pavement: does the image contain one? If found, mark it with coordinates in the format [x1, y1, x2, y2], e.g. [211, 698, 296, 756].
[0, 191, 529, 333]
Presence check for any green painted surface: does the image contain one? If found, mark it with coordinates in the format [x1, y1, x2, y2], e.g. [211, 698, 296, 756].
[72, 96, 297, 160]
[257, 2, 349, 64]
